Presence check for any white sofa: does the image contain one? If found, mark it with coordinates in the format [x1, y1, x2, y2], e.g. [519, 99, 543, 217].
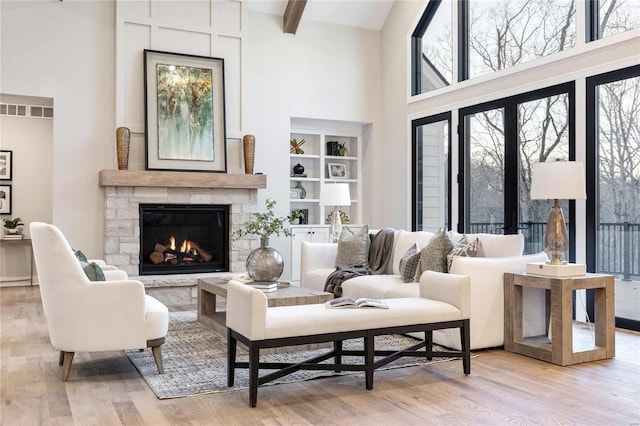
[301, 230, 548, 350]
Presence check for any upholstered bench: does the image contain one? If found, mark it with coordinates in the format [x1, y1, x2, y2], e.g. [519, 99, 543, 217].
[226, 272, 471, 407]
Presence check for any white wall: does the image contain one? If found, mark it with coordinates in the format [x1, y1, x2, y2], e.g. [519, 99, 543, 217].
[1, 0, 115, 258]
[0, 1, 382, 278]
[244, 10, 382, 265]
[0, 94, 53, 283]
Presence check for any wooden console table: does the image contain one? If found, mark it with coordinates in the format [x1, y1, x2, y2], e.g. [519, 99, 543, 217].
[504, 272, 614, 366]
[0, 238, 34, 286]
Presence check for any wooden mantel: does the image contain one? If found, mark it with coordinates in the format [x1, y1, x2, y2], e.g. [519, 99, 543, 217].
[99, 170, 267, 189]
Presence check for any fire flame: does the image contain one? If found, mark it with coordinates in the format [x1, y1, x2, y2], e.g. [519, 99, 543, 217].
[169, 236, 197, 255]
[169, 236, 176, 250]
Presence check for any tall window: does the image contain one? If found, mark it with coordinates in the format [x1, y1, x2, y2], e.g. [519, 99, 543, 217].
[588, 0, 640, 40]
[467, 0, 576, 79]
[412, 113, 451, 230]
[587, 65, 640, 331]
[459, 83, 574, 255]
[411, 0, 453, 96]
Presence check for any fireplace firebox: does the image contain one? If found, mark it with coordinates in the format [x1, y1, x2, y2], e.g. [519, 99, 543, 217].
[139, 204, 229, 275]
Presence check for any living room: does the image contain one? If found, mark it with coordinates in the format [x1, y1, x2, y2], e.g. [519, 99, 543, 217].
[1, 0, 639, 424]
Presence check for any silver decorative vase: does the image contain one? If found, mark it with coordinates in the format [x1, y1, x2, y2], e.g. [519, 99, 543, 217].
[246, 238, 284, 282]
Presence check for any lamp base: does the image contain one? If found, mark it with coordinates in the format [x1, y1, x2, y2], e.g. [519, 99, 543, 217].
[526, 262, 586, 277]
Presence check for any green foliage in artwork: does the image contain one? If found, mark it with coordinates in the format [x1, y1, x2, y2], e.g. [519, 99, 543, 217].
[156, 64, 214, 135]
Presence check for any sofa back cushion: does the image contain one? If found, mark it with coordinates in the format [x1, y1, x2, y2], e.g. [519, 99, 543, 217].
[448, 231, 524, 257]
[391, 230, 435, 274]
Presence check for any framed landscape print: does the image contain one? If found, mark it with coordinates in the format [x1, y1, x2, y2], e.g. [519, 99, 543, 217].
[144, 50, 227, 173]
[0, 150, 12, 180]
[0, 185, 11, 214]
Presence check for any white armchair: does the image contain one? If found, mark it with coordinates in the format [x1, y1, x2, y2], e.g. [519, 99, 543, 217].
[29, 222, 169, 381]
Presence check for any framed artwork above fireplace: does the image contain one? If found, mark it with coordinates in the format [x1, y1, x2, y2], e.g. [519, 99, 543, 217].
[144, 49, 227, 173]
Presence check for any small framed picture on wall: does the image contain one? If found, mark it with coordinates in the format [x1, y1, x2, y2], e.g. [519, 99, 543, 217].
[0, 150, 12, 180]
[0, 185, 12, 215]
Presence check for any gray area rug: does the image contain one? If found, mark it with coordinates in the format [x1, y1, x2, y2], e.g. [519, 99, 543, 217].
[127, 311, 472, 399]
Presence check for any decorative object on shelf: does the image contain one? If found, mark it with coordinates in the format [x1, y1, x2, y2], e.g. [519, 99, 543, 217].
[0, 185, 12, 215]
[292, 163, 305, 175]
[290, 138, 305, 154]
[327, 163, 347, 179]
[337, 142, 347, 156]
[325, 210, 350, 225]
[326, 141, 339, 156]
[530, 160, 586, 271]
[144, 49, 227, 173]
[3, 217, 23, 236]
[294, 181, 307, 199]
[320, 183, 351, 243]
[242, 134, 255, 174]
[232, 199, 301, 282]
[298, 208, 309, 225]
[116, 127, 130, 170]
[0, 150, 13, 180]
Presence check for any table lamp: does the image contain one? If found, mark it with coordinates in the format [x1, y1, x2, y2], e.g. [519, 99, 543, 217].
[529, 160, 586, 276]
[320, 183, 351, 243]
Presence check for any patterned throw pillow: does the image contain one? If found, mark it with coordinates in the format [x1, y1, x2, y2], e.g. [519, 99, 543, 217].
[73, 249, 88, 262]
[399, 243, 421, 283]
[335, 225, 370, 267]
[447, 236, 484, 271]
[413, 229, 454, 280]
[79, 260, 106, 281]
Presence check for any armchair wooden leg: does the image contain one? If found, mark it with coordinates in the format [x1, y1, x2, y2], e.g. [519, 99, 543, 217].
[59, 351, 64, 366]
[147, 338, 165, 374]
[61, 352, 74, 381]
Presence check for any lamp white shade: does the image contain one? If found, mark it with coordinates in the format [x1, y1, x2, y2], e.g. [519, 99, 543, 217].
[320, 183, 351, 206]
[530, 161, 586, 200]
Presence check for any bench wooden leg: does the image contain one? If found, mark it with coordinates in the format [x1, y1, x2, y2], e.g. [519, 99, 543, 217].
[248, 344, 260, 407]
[334, 340, 342, 372]
[227, 328, 237, 387]
[425, 330, 433, 360]
[461, 319, 471, 375]
[365, 336, 375, 390]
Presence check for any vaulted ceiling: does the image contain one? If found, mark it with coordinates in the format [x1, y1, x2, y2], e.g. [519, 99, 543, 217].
[246, 0, 394, 32]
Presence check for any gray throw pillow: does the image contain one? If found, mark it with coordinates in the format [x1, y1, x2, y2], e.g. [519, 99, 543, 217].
[73, 249, 88, 262]
[335, 225, 370, 267]
[79, 260, 106, 281]
[399, 243, 421, 283]
[413, 230, 454, 280]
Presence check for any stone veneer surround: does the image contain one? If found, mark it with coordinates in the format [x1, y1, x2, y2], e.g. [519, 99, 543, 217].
[99, 170, 266, 287]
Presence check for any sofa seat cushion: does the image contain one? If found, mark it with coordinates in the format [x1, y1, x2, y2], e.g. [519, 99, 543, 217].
[385, 282, 420, 298]
[264, 297, 464, 339]
[340, 274, 406, 299]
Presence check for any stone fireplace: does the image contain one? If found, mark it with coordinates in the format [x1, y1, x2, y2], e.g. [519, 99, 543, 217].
[99, 170, 267, 287]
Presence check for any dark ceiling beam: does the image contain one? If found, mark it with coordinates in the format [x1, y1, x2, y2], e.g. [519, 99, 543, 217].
[283, 0, 307, 34]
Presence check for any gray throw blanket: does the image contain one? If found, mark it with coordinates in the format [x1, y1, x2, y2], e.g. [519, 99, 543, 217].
[324, 228, 395, 297]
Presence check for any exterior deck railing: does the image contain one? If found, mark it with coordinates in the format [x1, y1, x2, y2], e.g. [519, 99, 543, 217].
[469, 222, 639, 280]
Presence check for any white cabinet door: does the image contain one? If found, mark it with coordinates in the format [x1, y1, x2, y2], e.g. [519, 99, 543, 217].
[290, 226, 329, 283]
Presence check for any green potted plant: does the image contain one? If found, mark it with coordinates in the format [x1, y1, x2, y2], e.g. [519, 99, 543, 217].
[337, 142, 348, 156]
[233, 199, 301, 282]
[3, 217, 24, 235]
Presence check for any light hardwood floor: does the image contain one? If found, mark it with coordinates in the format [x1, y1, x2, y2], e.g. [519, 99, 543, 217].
[1, 286, 639, 425]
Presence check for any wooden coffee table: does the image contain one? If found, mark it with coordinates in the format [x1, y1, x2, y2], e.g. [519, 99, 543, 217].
[197, 277, 333, 334]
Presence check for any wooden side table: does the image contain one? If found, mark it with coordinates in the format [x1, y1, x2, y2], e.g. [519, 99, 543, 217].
[0, 238, 34, 286]
[504, 272, 615, 366]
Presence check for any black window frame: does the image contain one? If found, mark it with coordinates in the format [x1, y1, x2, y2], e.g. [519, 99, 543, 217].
[457, 81, 576, 261]
[586, 64, 640, 331]
[411, 111, 452, 231]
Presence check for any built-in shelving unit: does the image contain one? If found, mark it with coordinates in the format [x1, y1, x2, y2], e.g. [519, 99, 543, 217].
[288, 118, 364, 284]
